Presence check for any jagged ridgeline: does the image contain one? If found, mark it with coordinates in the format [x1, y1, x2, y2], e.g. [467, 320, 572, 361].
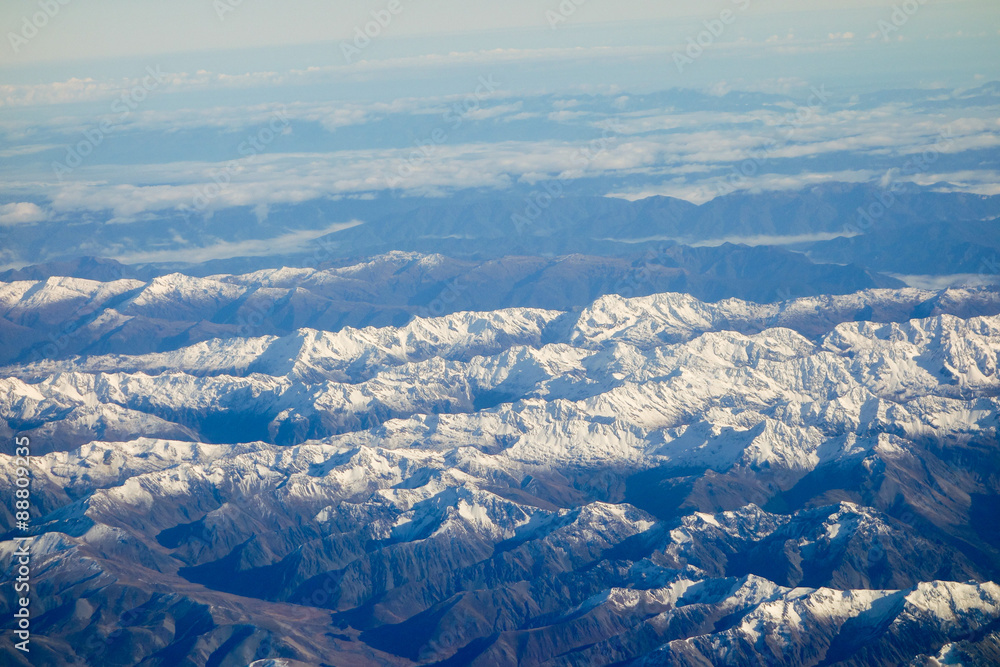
[2, 281, 1000, 665]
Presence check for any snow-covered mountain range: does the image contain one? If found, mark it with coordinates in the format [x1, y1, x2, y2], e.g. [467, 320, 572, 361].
[2, 278, 1000, 665]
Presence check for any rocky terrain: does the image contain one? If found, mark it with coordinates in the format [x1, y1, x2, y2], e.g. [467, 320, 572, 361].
[0, 248, 910, 371]
[1, 282, 999, 665]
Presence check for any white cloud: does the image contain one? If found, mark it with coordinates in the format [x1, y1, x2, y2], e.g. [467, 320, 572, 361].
[552, 99, 581, 110]
[110, 220, 364, 264]
[907, 170, 1000, 195]
[547, 110, 591, 122]
[889, 273, 1000, 289]
[602, 230, 862, 247]
[0, 144, 58, 158]
[27, 96, 1000, 217]
[0, 47, 667, 109]
[606, 169, 878, 204]
[0, 202, 46, 225]
[5, 86, 997, 219]
[464, 102, 524, 121]
[0, 77, 121, 108]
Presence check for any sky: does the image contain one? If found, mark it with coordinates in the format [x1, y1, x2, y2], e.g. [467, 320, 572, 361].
[1, 0, 997, 79]
[1, 0, 988, 62]
[0, 0, 997, 268]
[0, 1, 995, 105]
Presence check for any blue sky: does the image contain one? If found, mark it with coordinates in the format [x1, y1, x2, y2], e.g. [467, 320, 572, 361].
[2, 0, 998, 87]
[1, 1, 997, 108]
